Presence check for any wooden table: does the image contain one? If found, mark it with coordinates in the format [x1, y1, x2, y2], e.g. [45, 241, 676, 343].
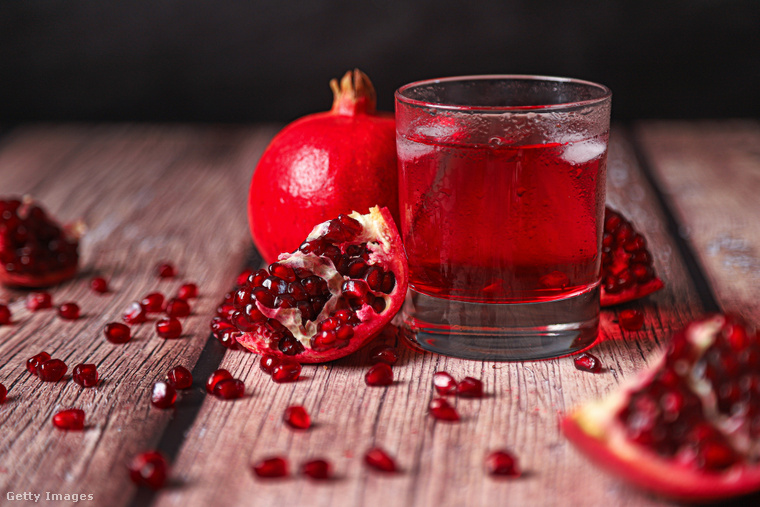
[0, 121, 758, 507]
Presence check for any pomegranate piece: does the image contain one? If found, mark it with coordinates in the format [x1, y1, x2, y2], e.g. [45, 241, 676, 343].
[283, 405, 311, 430]
[0, 196, 80, 288]
[619, 309, 645, 331]
[365, 363, 393, 386]
[562, 314, 760, 502]
[364, 447, 397, 472]
[0, 383, 6, 404]
[433, 371, 457, 395]
[0, 304, 11, 325]
[206, 369, 233, 393]
[485, 450, 521, 477]
[574, 352, 603, 373]
[252, 457, 289, 478]
[259, 354, 281, 375]
[57, 302, 80, 320]
[122, 301, 148, 324]
[26, 291, 52, 311]
[38, 359, 67, 381]
[429, 398, 460, 422]
[166, 365, 193, 389]
[104, 322, 131, 344]
[235, 206, 408, 364]
[301, 459, 331, 480]
[165, 298, 190, 318]
[72, 363, 98, 387]
[177, 283, 198, 299]
[213, 378, 245, 400]
[128, 451, 168, 489]
[457, 377, 484, 398]
[141, 292, 165, 313]
[600, 207, 664, 307]
[156, 317, 182, 339]
[26, 351, 51, 375]
[52, 408, 85, 430]
[90, 276, 109, 293]
[151, 382, 177, 409]
[369, 345, 399, 365]
[156, 262, 176, 278]
[271, 361, 301, 383]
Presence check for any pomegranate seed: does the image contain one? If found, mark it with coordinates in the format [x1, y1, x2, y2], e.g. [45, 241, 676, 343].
[38, 359, 67, 381]
[73, 363, 98, 387]
[365, 363, 393, 386]
[90, 276, 109, 293]
[0, 383, 6, 403]
[206, 369, 233, 393]
[284, 405, 311, 429]
[52, 408, 85, 430]
[151, 382, 177, 409]
[213, 378, 245, 400]
[0, 304, 11, 325]
[177, 283, 198, 299]
[156, 317, 182, 339]
[485, 450, 521, 477]
[457, 377, 484, 398]
[271, 361, 301, 383]
[128, 451, 168, 489]
[156, 262, 176, 278]
[252, 457, 288, 478]
[122, 301, 148, 324]
[301, 459, 331, 480]
[259, 354, 281, 375]
[166, 365, 193, 389]
[619, 309, 645, 331]
[57, 302, 80, 320]
[141, 292, 165, 313]
[104, 322, 131, 344]
[26, 291, 52, 311]
[364, 447, 397, 472]
[429, 398, 460, 422]
[236, 269, 253, 286]
[27, 351, 51, 374]
[574, 352, 603, 373]
[165, 298, 190, 318]
[433, 371, 457, 395]
[369, 345, 399, 365]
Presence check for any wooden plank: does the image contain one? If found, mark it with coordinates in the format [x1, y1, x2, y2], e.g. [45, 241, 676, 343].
[0, 124, 277, 505]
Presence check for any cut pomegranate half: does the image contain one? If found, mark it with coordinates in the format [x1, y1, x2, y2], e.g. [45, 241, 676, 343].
[234, 206, 408, 363]
[600, 206, 663, 307]
[562, 314, 760, 502]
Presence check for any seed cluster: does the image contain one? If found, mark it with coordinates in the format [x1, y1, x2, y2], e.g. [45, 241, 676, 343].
[601, 207, 658, 295]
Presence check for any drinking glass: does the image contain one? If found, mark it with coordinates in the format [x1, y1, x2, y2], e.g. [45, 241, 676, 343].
[395, 75, 612, 360]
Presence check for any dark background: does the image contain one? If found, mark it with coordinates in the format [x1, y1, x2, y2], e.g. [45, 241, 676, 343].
[1, 0, 758, 123]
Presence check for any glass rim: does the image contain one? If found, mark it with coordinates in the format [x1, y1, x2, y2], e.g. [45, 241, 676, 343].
[395, 74, 612, 112]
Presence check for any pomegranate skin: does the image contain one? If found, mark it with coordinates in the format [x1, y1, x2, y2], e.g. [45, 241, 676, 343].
[248, 69, 399, 263]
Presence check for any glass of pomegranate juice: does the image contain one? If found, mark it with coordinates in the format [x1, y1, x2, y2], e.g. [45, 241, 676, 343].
[395, 75, 611, 360]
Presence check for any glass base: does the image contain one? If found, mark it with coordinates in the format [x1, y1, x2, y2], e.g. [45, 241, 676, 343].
[402, 284, 600, 361]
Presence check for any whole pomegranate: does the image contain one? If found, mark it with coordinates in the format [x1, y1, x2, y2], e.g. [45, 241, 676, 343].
[248, 69, 399, 263]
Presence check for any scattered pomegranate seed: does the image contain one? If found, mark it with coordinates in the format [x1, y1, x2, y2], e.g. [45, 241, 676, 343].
[364, 447, 397, 472]
[57, 302, 80, 320]
[457, 377, 484, 398]
[151, 382, 177, 409]
[38, 359, 67, 381]
[122, 301, 148, 324]
[165, 298, 190, 318]
[0, 304, 11, 325]
[166, 365, 193, 389]
[369, 345, 399, 365]
[429, 398, 460, 422]
[26, 291, 52, 311]
[26, 351, 51, 374]
[619, 309, 645, 331]
[433, 371, 457, 395]
[156, 262, 176, 278]
[156, 317, 182, 339]
[365, 363, 393, 386]
[104, 322, 131, 344]
[0, 383, 6, 403]
[271, 361, 301, 383]
[177, 283, 198, 299]
[574, 352, 603, 373]
[73, 363, 98, 387]
[301, 459, 331, 480]
[141, 292, 165, 313]
[485, 450, 521, 477]
[206, 369, 233, 393]
[128, 451, 168, 489]
[53, 408, 85, 430]
[259, 354, 280, 375]
[252, 456, 289, 478]
[213, 378, 245, 400]
[90, 276, 109, 293]
[284, 405, 311, 430]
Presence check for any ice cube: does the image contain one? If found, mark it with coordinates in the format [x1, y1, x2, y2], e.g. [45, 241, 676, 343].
[562, 140, 606, 165]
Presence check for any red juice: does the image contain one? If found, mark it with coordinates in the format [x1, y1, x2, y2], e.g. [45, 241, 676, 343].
[398, 133, 607, 304]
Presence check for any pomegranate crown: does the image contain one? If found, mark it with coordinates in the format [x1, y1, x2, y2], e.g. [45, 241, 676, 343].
[330, 68, 377, 116]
